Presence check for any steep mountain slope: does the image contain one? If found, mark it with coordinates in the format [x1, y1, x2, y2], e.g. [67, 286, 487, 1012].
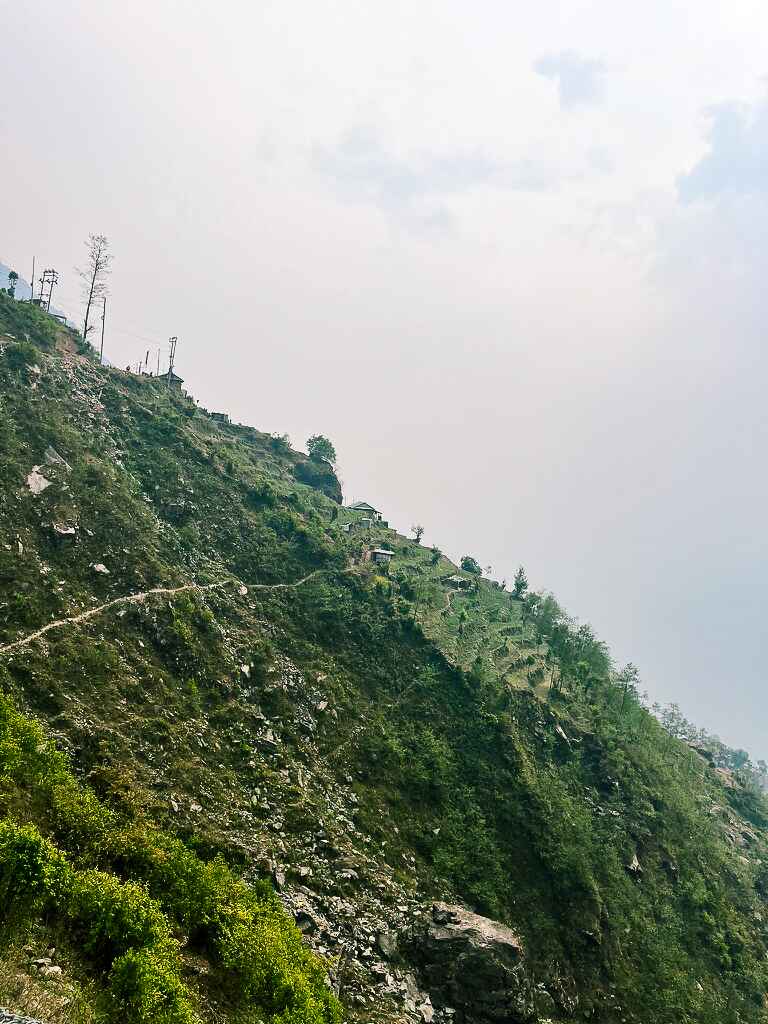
[2, 291, 768, 1024]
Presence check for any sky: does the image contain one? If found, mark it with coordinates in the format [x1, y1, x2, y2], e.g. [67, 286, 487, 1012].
[1, 0, 767, 757]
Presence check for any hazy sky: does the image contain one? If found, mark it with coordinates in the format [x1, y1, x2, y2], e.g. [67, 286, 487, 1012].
[2, 1, 767, 757]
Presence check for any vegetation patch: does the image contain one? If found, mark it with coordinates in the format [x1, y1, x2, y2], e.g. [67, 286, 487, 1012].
[0, 692, 340, 1024]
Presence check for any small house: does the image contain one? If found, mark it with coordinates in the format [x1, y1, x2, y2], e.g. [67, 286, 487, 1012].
[211, 412, 230, 424]
[342, 517, 374, 535]
[353, 517, 373, 532]
[348, 501, 382, 522]
[165, 370, 185, 390]
[370, 548, 395, 565]
[444, 574, 474, 591]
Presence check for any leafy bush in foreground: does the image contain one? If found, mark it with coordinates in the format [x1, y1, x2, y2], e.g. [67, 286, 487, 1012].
[0, 692, 340, 1024]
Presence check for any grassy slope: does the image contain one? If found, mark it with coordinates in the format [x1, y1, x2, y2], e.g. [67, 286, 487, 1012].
[2, 292, 768, 1023]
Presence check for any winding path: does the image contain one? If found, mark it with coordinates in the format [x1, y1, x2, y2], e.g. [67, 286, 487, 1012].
[0, 568, 352, 658]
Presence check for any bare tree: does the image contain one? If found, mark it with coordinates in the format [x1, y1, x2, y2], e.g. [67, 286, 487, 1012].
[78, 234, 112, 343]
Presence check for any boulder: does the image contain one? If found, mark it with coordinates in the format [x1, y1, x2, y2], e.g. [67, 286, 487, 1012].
[377, 928, 398, 958]
[52, 522, 77, 537]
[409, 903, 539, 1024]
[26, 467, 52, 494]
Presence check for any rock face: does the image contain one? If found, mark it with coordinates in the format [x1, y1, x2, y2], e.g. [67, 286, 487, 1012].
[410, 903, 543, 1024]
[292, 456, 343, 503]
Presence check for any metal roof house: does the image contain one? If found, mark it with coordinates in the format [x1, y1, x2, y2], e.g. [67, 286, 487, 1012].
[370, 548, 395, 564]
[348, 501, 382, 521]
[342, 517, 374, 534]
[444, 574, 475, 591]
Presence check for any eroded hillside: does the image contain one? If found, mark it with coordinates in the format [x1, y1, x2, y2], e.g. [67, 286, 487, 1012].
[2, 292, 768, 1024]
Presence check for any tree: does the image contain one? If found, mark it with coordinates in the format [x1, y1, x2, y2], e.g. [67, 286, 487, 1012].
[6, 270, 18, 298]
[411, 524, 424, 544]
[512, 566, 528, 599]
[270, 433, 291, 452]
[77, 234, 112, 343]
[616, 663, 641, 715]
[306, 434, 336, 464]
[430, 546, 442, 566]
[460, 555, 482, 576]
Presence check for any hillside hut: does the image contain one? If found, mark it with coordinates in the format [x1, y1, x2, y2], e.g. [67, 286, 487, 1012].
[370, 548, 395, 565]
[348, 501, 382, 522]
[444, 574, 474, 591]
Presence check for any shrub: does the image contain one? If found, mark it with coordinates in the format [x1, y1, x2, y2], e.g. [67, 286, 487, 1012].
[0, 691, 340, 1024]
[109, 948, 198, 1024]
[4, 339, 38, 371]
[0, 820, 69, 912]
[68, 870, 173, 957]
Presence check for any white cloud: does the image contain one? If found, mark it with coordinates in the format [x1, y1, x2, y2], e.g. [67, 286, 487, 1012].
[534, 51, 607, 109]
[313, 127, 563, 230]
[678, 94, 768, 200]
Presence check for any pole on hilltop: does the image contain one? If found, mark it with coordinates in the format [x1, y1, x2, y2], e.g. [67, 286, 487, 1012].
[167, 336, 178, 385]
[99, 297, 107, 364]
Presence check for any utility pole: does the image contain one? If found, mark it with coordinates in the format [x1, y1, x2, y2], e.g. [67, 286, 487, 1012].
[156, 348, 160, 376]
[40, 268, 58, 312]
[29, 256, 35, 303]
[99, 297, 106, 364]
[167, 336, 178, 386]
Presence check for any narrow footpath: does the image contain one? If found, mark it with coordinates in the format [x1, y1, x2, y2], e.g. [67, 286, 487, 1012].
[0, 568, 354, 658]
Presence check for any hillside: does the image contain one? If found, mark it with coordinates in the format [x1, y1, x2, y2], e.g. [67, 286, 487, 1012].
[2, 290, 768, 1024]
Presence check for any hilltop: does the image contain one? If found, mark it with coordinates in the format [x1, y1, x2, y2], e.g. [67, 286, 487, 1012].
[1, 289, 768, 1024]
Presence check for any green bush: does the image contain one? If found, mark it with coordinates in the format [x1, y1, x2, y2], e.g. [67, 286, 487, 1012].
[0, 692, 340, 1024]
[3, 339, 39, 370]
[0, 820, 69, 911]
[110, 948, 198, 1024]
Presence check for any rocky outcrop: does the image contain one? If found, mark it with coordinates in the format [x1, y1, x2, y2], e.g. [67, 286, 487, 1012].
[408, 903, 554, 1024]
[293, 456, 343, 503]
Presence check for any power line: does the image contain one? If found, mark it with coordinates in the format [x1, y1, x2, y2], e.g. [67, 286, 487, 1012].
[22, 278, 178, 369]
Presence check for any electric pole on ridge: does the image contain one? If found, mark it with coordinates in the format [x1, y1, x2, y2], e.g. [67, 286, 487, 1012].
[99, 297, 107, 365]
[167, 336, 178, 386]
[40, 268, 58, 312]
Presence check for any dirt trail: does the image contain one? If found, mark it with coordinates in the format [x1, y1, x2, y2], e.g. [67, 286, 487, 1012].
[0, 568, 352, 658]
